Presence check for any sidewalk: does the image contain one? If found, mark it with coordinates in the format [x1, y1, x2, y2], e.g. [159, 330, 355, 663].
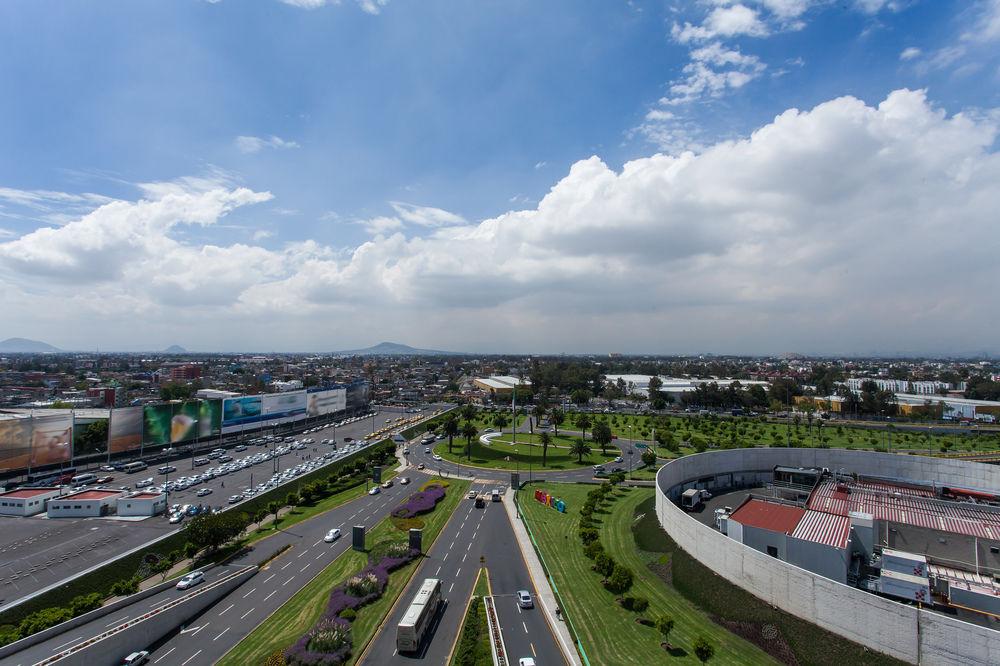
[503, 488, 582, 666]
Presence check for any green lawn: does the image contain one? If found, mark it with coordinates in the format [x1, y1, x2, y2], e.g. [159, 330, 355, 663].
[519, 483, 775, 666]
[220, 477, 469, 666]
[434, 433, 616, 471]
[449, 568, 491, 666]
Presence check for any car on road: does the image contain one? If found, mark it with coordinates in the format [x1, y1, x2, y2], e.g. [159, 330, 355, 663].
[403, 447, 410, 454]
[381, 479, 393, 488]
[168, 512, 184, 524]
[432, 454, 442, 461]
[467, 490, 477, 499]
[122, 651, 150, 666]
[228, 494, 244, 504]
[417, 463, 425, 470]
[474, 495, 486, 508]
[424, 447, 430, 454]
[100, 465, 116, 472]
[158, 465, 176, 474]
[399, 477, 410, 485]
[368, 486, 381, 495]
[516, 590, 533, 608]
[614, 456, 623, 463]
[235, 444, 247, 451]
[518, 659, 536, 666]
[324, 528, 342, 542]
[96, 475, 114, 483]
[196, 488, 212, 497]
[175, 571, 204, 590]
[135, 478, 153, 488]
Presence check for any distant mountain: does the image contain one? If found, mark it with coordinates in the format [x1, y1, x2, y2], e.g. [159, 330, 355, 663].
[163, 345, 188, 353]
[0, 337, 60, 353]
[334, 341, 462, 356]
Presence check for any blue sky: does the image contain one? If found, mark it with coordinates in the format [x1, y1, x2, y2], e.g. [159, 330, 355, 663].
[0, 1, 998, 353]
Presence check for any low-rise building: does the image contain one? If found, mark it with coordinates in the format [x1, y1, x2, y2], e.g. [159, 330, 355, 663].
[0, 487, 63, 516]
[116, 490, 167, 517]
[47, 489, 125, 518]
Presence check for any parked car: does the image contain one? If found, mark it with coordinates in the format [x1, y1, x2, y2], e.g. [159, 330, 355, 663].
[100, 465, 116, 472]
[228, 494, 243, 504]
[196, 488, 212, 497]
[324, 528, 342, 542]
[168, 512, 184, 524]
[96, 475, 113, 483]
[175, 571, 204, 590]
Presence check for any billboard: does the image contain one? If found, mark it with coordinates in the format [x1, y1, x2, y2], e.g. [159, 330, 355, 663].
[199, 399, 222, 438]
[109, 406, 143, 454]
[222, 396, 263, 427]
[346, 380, 370, 411]
[262, 391, 306, 419]
[0, 418, 32, 471]
[30, 414, 73, 466]
[307, 389, 347, 417]
[144, 401, 201, 446]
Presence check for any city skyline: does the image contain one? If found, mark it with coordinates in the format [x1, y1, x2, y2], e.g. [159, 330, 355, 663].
[1, 1, 999, 354]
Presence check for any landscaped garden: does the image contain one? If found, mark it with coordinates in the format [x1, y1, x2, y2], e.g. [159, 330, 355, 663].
[219, 477, 469, 666]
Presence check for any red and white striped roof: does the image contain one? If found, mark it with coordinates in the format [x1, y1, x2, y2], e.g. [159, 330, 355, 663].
[791, 510, 851, 549]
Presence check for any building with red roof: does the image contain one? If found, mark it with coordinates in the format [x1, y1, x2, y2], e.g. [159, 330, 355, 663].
[0, 486, 64, 516]
[47, 488, 125, 518]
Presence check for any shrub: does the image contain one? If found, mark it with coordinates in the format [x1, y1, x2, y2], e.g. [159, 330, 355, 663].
[307, 617, 351, 653]
[593, 551, 615, 578]
[693, 635, 715, 662]
[583, 540, 603, 560]
[339, 608, 356, 621]
[578, 527, 599, 545]
[69, 593, 102, 616]
[632, 596, 649, 613]
[345, 573, 380, 598]
[391, 485, 447, 520]
[604, 564, 634, 595]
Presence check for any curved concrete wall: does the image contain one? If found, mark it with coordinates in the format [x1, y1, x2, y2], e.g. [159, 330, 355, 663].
[655, 449, 1000, 665]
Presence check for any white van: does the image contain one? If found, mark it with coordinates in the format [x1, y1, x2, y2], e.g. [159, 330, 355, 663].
[70, 473, 97, 486]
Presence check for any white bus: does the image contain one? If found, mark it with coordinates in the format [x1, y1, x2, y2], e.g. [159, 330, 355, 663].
[122, 461, 148, 474]
[396, 578, 442, 653]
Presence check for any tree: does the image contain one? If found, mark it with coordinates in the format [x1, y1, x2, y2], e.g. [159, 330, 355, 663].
[493, 411, 510, 434]
[577, 414, 591, 440]
[539, 431, 552, 467]
[185, 512, 244, 553]
[442, 415, 460, 454]
[462, 421, 478, 461]
[641, 448, 657, 467]
[460, 403, 477, 423]
[550, 408, 565, 436]
[693, 636, 715, 663]
[267, 501, 281, 526]
[655, 615, 675, 648]
[605, 563, 634, 595]
[570, 438, 591, 463]
[286, 491, 299, 508]
[592, 421, 612, 455]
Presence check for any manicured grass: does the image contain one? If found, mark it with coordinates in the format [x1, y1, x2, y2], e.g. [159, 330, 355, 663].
[450, 568, 491, 666]
[519, 483, 775, 666]
[219, 477, 469, 666]
[434, 433, 612, 471]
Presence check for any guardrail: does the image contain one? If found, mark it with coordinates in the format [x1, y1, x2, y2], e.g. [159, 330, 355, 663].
[32, 565, 257, 666]
[513, 489, 591, 666]
[483, 595, 508, 666]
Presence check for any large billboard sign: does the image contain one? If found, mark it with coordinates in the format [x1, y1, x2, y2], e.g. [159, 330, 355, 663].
[144, 401, 201, 446]
[346, 381, 370, 411]
[109, 406, 143, 454]
[30, 414, 73, 466]
[222, 396, 263, 427]
[0, 418, 32, 471]
[199, 399, 222, 438]
[306, 389, 347, 417]
[262, 391, 307, 419]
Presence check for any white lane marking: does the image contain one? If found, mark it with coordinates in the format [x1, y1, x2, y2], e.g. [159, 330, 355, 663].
[523, 621, 528, 633]
[300, 563, 310, 573]
[53, 636, 83, 651]
[153, 647, 175, 663]
[243, 587, 257, 598]
[456, 567, 461, 577]
[467, 542, 472, 551]
[531, 642, 537, 656]
[313, 539, 322, 546]
[105, 614, 129, 627]
[150, 597, 172, 609]
[517, 604, 522, 614]
[462, 553, 467, 563]
[281, 561, 294, 570]
[214, 626, 231, 641]
[443, 553, 448, 562]
[240, 607, 255, 620]
[264, 589, 277, 602]
[435, 566, 441, 575]
[264, 573, 276, 583]
[181, 649, 202, 666]
[190, 622, 209, 636]
[449, 582, 454, 593]
[316, 552, 325, 560]
[218, 603, 235, 616]
[449, 540, 454, 550]
[297, 550, 308, 558]
[284, 576, 295, 585]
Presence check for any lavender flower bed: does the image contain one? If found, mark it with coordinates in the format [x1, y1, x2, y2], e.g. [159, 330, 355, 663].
[390, 484, 446, 520]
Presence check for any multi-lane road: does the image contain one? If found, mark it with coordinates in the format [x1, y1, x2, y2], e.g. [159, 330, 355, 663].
[0, 405, 438, 611]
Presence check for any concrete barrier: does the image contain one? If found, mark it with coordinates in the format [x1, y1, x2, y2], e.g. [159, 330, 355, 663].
[655, 449, 1000, 665]
[35, 565, 256, 666]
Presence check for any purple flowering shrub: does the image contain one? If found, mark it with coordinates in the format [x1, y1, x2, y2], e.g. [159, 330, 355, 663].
[390, 484, 446, 520]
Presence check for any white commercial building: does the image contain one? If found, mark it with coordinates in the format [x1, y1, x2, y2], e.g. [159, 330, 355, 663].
[0, 487, 63, 517]
[603, 375, 769, 400]
[47, 489, 125, 518]
[116, 490, 168, 517]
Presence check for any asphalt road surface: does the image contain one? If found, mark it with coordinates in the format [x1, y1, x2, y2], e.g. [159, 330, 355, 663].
[0, 405, 441, 611]
[362, 482, 564, 665]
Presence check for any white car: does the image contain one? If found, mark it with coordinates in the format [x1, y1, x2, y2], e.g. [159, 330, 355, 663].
[324, 528, 342, 542]
[168, 512, 184, 524]
[400, 477, 411, 485]
[175, 571, 205, 590]
[368, 486, 381, 495]
[518, 659, 536, 666]
[123, 651, 150, 666]
[432, 454, 442, 461]
[197, 488, 212, 497]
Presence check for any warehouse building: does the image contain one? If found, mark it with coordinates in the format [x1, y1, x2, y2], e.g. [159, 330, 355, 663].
[116, 490, 168, 517]
[472, 376, 532, 400]
[0, 487, 63, 517]
[47, 489, 125, 518]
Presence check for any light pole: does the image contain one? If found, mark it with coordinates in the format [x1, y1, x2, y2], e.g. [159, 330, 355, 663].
[189, 419, 200, 470]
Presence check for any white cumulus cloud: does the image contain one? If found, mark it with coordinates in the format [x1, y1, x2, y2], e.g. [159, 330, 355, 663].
[235, 135, 301, 154]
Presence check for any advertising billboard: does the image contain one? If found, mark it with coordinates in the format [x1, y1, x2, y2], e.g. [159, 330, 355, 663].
[346, 380, 370, 411]
[0, 418, 32, 471]
[109, 406, 143, 454]
[199, 399, 223, 438]
[144, 401, 201, 446]
[222, 396, 263, 427]
[30, 413, 73, 466]
[263, 391, 306, 419]
[306, 389, 347, 417]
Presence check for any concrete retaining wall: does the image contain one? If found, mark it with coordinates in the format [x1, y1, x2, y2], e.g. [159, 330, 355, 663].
[654, 449, 1000, 665]
[49, 566, 256, 666]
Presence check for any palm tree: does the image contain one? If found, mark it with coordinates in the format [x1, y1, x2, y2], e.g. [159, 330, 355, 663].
[462, 421, 478, 461]
[570, 437, 591, 464]
[461, 402, 477, 423]
[550, 408, 565, 437]
[493, 412, 510, 435]
[592, 421, 612, 455]
[267, 501, 280, 527]
[443, 415, 459, 454]
[577, 414, 591, 440]
[539, 431, 551, 467]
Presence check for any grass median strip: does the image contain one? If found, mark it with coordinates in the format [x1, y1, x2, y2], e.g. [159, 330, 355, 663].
[449, 568, 491, 666]
[520, 483, 775, 666]
[219, 477, 469, 666]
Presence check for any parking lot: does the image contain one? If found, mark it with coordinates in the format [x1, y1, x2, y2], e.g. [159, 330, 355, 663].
[0, 404, 445, 611]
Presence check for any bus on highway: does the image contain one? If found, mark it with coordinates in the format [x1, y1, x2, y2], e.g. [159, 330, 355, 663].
[396, 578, 442, 653]
[122, 461, 148, 474]
[25, 466, 76, 486]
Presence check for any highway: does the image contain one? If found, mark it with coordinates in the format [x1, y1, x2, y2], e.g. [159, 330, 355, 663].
[361, 481, 564, 665]
[0, 404, 439, 612]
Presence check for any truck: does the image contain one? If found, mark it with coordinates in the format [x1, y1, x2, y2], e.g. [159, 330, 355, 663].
[681, 488, 711, 511]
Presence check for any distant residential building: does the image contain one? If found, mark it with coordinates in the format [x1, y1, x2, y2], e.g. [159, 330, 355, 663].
[169, 364, 202, 382]
[472, 376, 532, 400]
[272, 379, 303, 392]
[845, 378, 951, 395]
